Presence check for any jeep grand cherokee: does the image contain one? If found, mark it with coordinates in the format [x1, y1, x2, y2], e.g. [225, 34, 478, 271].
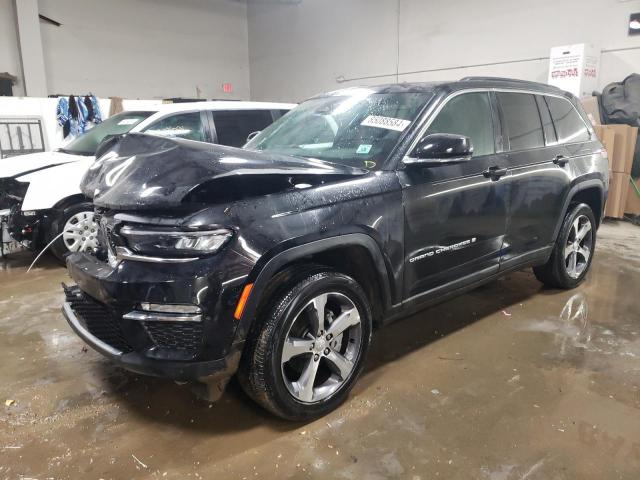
[62, 78, 608, 420]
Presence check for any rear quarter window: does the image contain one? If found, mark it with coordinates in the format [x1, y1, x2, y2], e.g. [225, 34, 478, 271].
[544, 96, 590, 144]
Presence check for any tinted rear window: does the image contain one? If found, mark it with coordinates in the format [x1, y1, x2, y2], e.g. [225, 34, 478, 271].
[213, 110, 274, 147]
[545, 96, 590, 144]
[497, 92, 545, 151]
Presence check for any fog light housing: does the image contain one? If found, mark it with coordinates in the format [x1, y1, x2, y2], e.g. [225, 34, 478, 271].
[140, 303, 201, 314]
[123, 303, 203, 322]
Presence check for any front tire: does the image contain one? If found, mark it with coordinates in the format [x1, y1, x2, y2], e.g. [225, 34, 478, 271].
[238, 269, 372, 421]
[533, 203, 596, 289]
[49, 202, 99, 263]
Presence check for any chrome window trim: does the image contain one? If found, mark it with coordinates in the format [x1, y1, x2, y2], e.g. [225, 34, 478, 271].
[403, 87, 593, 163]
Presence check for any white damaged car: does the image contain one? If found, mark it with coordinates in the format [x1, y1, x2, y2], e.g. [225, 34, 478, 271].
[0, 101, 294, 261]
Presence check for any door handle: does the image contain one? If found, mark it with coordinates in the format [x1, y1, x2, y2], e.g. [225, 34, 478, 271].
[553, 155, 569, 167]
[483, 166, 508, 180]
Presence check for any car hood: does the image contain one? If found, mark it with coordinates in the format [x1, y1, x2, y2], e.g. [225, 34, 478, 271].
[0, 150, 84, 179]
[81, 134, 369, 210]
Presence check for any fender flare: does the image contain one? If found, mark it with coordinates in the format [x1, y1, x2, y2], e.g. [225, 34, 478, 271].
[236, 233, 395, 336]
[552, 179, 605, 241]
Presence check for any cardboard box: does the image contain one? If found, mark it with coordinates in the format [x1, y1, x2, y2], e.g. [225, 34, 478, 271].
[605, 172, 631, 218]
[626, 177, 640, 215]
[548, 43, 601, 98]
[594, 124, 637, 173]
[593, 125, 616, 168]
[581, 96, 601, 126]
[608, 125, 637, 173]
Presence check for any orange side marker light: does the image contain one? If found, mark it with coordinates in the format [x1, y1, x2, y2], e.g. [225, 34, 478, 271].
[234, 283, 254, 320]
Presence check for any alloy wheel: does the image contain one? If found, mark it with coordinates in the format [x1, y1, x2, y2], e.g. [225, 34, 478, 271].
[563, 214, 593, 279]
[281, 292, 363, 404]
[62, 211, 99, 253]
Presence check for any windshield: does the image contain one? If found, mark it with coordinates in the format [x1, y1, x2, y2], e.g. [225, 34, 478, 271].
[61, 111, 155, 156]
[245, 90, 432, 170]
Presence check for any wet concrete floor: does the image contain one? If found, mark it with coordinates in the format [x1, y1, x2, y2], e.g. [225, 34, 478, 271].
[1, 220, 639, 479]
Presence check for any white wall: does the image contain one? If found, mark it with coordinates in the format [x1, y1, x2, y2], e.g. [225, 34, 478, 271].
[0, 0, 24, 96]
[0, 0, 250, 100]
[247, 0, 640, 102]
[248, 0, 400, 102]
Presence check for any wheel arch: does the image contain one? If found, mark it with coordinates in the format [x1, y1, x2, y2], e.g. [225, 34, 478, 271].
[53, 194, 93, 212]
[552, 180, 605, 241]
[236, 234, 396, 339]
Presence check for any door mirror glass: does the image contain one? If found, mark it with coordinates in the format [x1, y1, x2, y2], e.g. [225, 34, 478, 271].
[404, 133, 473, 166]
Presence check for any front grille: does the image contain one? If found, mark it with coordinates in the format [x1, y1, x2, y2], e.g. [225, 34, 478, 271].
[63, 285, 133, 354]
[143, 321, 204, 353]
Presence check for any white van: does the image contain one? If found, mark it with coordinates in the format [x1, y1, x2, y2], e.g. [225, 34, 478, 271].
[0, 101, 295, 260]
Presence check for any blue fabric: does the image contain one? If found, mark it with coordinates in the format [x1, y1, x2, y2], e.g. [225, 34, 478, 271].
[76, 99, 88, 134]
[90, 95, 102, 123]
[57, 95, 103, 138]
[56, 97, 69, 127]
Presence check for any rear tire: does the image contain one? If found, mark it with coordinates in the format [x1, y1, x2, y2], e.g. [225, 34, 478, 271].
[238, 268, 372, 421]
[49, 202, 99, 263]
[533, 203, 596, 289]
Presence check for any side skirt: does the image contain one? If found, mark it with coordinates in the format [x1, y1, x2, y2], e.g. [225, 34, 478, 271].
[381, 246, 553, 325]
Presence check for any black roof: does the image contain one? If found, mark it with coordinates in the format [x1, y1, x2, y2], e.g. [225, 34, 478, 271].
[322, 77, 567, 98]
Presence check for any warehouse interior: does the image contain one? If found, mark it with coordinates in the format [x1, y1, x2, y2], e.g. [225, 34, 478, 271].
[1, 0, 640, 479]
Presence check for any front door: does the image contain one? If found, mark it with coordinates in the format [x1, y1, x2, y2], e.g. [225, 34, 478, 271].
[398, 91, 509, 301]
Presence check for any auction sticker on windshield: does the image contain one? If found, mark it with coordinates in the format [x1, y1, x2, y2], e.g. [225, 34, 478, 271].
[361, 115, 411, 132]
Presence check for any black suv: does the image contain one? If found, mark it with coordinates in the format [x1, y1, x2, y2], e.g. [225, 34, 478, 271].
[63, 78, 608, 420]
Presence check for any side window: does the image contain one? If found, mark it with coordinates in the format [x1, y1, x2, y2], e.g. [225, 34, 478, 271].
[144, 112, 205, 142]
[497, 92, 544, 151]
[545, 96, 590, 144]
[424, 92, 495, 157]
[536, 95, 557, 145]
[212, 110, 274, 147]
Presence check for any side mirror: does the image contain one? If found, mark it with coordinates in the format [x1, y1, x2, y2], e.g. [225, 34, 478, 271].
[246, 130, 261, 142]
[404, 133, 473, 167]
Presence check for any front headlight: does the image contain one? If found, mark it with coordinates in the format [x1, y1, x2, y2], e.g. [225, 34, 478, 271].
[119, 225, 233, 257]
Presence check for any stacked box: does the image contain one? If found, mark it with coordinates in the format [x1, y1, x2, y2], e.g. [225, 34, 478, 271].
[591, 122, 638, 218]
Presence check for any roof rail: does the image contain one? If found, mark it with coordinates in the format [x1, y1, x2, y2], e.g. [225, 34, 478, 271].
[460, 76, 561, 89]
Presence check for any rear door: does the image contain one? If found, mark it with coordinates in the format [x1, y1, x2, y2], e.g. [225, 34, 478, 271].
[399, 91, 509, 300]
[497, 91, 585, 268]
[211, 110, 276, 147]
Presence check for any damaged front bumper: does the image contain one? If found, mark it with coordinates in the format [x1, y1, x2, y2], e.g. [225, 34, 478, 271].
[62, 286, 239, 384]
[1, 209, 21, 256]
[5, 207, 49, 251]
[62, 250, 251, 400]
